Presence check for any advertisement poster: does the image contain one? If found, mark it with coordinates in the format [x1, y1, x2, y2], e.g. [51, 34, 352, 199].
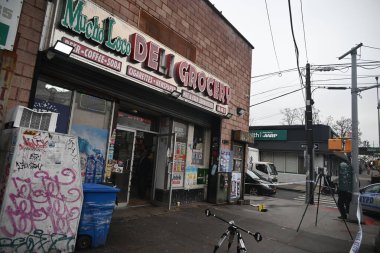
[219, 149, 232, 172]
[197, 168, 208, 185]
[185, 166, 197, 188]
[172, 171, 184, 188]
[231, 172, 241, 199]
[71, 124, 109, 183]
[174, 142, 186, 172]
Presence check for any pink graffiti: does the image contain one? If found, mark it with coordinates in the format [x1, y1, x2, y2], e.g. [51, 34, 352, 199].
[20, 134, 49, 149]
[0, 168, 82, 237]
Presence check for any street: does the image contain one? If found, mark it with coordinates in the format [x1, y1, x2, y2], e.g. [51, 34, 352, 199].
[81, 188, 379, 253]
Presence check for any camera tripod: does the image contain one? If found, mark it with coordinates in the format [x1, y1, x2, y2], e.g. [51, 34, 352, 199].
[296, 169, 353, 240]
[205, 209, 262, 253]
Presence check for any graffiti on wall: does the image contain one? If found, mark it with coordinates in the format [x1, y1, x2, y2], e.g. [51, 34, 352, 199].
[0, 129, 83, 253]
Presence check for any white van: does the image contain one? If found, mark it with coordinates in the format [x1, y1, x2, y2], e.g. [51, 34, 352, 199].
[248, 161, 278, 183]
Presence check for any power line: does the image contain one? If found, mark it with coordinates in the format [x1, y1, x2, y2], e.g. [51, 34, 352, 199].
[299, 0, 309, 63]
[251, 61, 380, 79]
[363, 45, 380, 51]
[252, 67, 299, 79]
[264, 0, 282, 73]
[287, 0, 304, 87]
[251, 84, 300, 97]
[250, 87, 304, 107]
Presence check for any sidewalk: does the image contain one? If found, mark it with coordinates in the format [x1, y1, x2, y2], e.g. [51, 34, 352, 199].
[82, 194, 379, 253]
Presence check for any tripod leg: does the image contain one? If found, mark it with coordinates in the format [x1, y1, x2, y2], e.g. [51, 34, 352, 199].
[227, 227, 236, 249]
[297, 174, 321, 232]
[315, 175, 323, 226]
[236, 231, 247, 253]
[213, 228, 231, 253]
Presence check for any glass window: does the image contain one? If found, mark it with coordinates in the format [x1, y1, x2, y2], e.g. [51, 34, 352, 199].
[71, 92, 113, 184]
[256, 164, 268, 173]
[33, 80, 73, 133]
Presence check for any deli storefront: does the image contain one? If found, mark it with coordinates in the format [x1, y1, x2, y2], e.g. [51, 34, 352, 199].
[31, 0, 239, 207]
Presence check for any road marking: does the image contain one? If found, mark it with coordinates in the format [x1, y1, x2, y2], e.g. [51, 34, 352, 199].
[294, 194, 338, 209]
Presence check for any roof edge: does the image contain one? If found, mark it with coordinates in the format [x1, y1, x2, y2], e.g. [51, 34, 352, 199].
[204, 0, 254, 49]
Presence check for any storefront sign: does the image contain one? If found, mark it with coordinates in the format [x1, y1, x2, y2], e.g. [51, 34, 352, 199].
[0, 0, 23, 50]
[50, 0, 230, 116]
[182, 90, 214, 109]
[232, 130, 254, 143]
[251, 130, 288, 141]
[63, 37, 122, 71]
[127, 66, 176, 92]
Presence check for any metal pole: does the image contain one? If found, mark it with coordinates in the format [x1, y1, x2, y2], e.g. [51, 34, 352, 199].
[338, 44, 362, 222]
[376, 77, 380, 147]
[305, 63, 314, 204]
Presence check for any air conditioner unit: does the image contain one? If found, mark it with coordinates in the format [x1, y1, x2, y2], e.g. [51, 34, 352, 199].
[5, 105, 58, 132]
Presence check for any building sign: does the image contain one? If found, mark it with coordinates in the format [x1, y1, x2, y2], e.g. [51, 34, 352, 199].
[48, 0, 230, 116]
[0, 0, 23, 51]
[251, 130, 287, 141]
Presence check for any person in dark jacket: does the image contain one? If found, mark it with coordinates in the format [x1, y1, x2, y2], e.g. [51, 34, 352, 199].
[337, 162, 353, 219]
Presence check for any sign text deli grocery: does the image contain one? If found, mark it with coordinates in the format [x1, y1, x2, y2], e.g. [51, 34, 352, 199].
[60, 0, 231, 106]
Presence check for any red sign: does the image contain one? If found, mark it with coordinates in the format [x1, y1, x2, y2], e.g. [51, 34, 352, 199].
[62, 37, 122, 72]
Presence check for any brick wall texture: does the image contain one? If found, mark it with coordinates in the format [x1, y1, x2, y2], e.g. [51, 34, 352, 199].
[8, 0, 253, 145]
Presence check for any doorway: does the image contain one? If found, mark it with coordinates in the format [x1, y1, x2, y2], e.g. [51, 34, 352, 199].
[111, 126, 156, 206]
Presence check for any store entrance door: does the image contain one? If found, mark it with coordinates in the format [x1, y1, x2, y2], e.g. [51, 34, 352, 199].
[111, 126, 156, 207]
[111, 128, 136, 205]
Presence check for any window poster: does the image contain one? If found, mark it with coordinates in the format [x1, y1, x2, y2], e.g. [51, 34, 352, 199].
[71, 124, 108, 183]
[174, 142, 186, 172]
[172, 171, 184, 188]
[220, 149, 232, 172]
[185, 166, 198, 188]
[230, 172, 241, 199]
[197, 168, 208, 185]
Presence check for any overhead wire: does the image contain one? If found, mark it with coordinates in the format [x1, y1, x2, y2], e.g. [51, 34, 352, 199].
[250, 87, 304, 107]
[264, 0, 282, 73]
[287, 0, 304, 87]
[251, 84, 300, 97]
[362, 45, 380, 51]
[299, 0, 309, 63]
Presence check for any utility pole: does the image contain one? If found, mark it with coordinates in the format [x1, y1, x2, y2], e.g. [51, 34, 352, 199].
[305, 63, 314, 205]
[376, 76, 380, 147]
[338, 43, 362, 222]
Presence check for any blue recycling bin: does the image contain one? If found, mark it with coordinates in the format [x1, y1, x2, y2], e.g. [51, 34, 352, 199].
[76, 183, 120, 250]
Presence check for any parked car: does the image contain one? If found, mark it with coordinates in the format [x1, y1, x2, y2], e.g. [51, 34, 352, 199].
[359, 183, 380, 214]
[245, 170, 276, 196]
[248, 161, 278, 183]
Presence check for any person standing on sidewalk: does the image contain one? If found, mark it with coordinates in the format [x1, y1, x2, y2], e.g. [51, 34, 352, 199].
[337, 162, 353, 219]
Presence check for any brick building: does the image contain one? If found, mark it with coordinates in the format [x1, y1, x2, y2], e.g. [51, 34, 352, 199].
[0, 0, 253, 206]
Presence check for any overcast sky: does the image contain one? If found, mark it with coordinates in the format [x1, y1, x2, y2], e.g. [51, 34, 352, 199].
[212, 0, 380, 146]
